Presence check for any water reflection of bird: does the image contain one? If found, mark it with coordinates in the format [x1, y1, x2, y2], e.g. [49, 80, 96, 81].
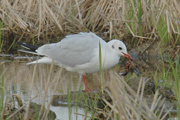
[18, 32, 132, 92]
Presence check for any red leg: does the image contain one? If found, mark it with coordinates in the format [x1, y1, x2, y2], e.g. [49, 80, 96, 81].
[83, 74, 88, 92]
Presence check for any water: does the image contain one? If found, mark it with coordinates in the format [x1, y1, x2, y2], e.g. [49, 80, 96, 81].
[0, 57, 105, 120]
[0, 53, 178, 119]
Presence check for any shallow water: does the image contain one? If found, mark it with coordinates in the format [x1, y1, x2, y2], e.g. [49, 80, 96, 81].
[0, 53, 178, 119]
[0, 57, 113, 120]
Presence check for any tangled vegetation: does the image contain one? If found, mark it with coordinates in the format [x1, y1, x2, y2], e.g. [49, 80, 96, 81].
[0, 0, 179, 47]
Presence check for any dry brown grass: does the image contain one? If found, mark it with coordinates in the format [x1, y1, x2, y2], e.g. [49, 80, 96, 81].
[104, 72, 171, 120]
[0, 0, 180, 45]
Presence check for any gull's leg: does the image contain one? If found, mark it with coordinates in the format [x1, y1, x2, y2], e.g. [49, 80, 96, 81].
[83, 74, 88, 92]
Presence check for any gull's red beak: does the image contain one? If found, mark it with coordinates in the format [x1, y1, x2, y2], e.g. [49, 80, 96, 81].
[122, 52, 132, 60]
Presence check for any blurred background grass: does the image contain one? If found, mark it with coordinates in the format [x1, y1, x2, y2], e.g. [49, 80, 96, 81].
[0, 0, 179, 50]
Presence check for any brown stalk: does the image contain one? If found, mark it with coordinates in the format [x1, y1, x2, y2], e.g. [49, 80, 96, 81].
[1, 96, 8, 120]
[106, 72, 171, 120]
[42, 68, 63, 120]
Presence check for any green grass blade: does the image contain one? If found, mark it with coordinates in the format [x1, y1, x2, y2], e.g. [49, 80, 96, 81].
[99, 41, 104, 94]
[168, 55, 180, 119]
[7, 38, 16, 52]
[138, 0, 143, 36]
[0, 20, 2, 52]
[67, 86, 72, 120]
[0, 74, 4, 112]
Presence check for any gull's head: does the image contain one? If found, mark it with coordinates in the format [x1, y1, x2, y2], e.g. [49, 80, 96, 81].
[108, 39, 132, 60]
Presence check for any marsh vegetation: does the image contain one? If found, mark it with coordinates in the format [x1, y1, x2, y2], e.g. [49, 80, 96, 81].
[0, 0, 180, 120]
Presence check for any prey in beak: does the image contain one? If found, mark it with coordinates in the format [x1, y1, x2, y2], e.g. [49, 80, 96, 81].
[119, 52, 141, 76]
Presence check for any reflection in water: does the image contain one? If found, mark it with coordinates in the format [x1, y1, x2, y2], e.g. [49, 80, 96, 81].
[0, 53, 174, 119]
[0, 60, 111, 120]
[6, 82, 90, 120]
[51, 106, 86, 120]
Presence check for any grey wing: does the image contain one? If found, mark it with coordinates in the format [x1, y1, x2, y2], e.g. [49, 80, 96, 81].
[36, 32, 103, 67]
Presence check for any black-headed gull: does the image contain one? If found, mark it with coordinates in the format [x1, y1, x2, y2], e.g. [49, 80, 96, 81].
[18, 32, 132, 92]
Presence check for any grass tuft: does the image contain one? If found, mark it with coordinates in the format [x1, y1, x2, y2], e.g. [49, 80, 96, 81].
[169, 56, 180, 119]
[106, 72, 171, 120]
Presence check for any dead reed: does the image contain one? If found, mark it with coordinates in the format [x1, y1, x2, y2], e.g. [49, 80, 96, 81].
[104, 72, 171, 120]
[0, 0, 179, 45]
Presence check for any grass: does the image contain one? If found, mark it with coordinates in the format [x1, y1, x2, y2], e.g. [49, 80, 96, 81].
[7, 38, 16, 52]
[0, 70, 4, 112]
[104, 73, 171, 120]
[137, 0, 143, 36]
[0, 20, 3, 52]
[169, 56, 180, 119]
[0, 0, 179, 49]
[67, 86, 72, 120]
[99, 41, 104, 94]
[0, 0, 180, 119]
[156, 17, 170, 45]
[153, 54, 180, 119]
[0, 65, 6, 120]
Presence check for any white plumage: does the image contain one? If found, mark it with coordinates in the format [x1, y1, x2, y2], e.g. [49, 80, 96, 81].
[19, 32, 131, 91]
[27, 32, 129, 73]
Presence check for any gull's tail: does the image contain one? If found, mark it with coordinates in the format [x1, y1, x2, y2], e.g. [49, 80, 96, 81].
[17, 42, 39, 55]
[17, 42, 54, 65]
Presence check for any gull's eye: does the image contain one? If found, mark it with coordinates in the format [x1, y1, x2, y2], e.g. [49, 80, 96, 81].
[119, 47, 122, 50]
